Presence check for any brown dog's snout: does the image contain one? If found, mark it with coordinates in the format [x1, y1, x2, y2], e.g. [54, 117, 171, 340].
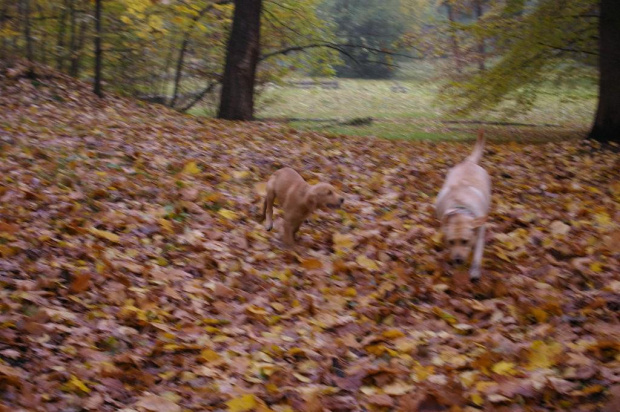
[451, 256, 465, 266]
[339, 197, 345, 205]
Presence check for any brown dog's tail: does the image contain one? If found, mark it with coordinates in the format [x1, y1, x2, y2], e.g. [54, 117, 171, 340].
[467, 129, 485, 164]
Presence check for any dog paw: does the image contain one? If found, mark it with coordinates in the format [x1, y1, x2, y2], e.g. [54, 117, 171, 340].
[265, 223, 273, 231]
[469, 266, 481, 282]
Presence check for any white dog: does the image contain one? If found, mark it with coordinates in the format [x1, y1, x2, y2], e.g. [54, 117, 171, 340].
[435, 130, 491, 281]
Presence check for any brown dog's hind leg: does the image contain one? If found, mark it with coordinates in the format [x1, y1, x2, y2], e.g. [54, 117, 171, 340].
[263, 181, 275, 231]
[282, 219, 295, 246]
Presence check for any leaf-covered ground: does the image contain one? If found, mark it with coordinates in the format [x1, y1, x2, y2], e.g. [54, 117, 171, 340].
[0, 67, 619, 412]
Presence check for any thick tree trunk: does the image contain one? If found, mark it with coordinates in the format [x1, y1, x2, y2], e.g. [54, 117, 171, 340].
[93, 0, 103, 97]
[588, 0, 620, 144]
[217, 0, 262, 121]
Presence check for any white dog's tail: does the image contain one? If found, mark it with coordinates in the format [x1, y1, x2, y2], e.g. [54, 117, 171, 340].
[467, 129, 485, 164]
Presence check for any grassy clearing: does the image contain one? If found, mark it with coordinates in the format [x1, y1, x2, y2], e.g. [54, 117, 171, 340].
[255, 75, 597, 142]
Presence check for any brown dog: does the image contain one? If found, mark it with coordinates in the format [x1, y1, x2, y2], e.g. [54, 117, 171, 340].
[260, 167, 344, 246]
[435, 131, 491, 281]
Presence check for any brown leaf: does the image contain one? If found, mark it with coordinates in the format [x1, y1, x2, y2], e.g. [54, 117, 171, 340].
[70, 273, 92, 293]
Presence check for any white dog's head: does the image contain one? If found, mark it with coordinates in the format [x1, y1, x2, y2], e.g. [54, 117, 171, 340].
[441, 212, 486, 265]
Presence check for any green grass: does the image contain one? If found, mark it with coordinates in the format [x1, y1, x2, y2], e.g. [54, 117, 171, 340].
[254, 75, 597, 142]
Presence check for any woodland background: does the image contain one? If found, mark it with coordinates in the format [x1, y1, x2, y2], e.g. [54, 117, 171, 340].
[1, 0, 618, 142]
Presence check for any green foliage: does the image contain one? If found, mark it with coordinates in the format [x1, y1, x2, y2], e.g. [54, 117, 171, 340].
[320, 0, 408, 79]
[439, 0, 598, 116]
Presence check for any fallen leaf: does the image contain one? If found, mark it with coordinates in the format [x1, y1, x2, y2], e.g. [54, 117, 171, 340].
[226, 394, 257, 412]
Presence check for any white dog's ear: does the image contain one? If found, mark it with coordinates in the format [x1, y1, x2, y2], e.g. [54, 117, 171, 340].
[470, 215, 487, 228]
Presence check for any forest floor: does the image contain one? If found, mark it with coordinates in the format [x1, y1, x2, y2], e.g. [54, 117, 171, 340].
[0, 65, 619, 412]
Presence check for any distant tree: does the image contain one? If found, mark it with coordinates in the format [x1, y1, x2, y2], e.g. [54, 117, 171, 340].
[322, 0, 407, 79]
[588, 0, 620, 144]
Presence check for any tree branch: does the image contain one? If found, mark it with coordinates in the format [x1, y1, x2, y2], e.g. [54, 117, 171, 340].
[259, 42, 418, 62]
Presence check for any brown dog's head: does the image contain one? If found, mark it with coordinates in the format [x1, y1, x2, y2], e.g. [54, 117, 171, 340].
[308, 183, 344, 209]
[441, 212, 486, 265]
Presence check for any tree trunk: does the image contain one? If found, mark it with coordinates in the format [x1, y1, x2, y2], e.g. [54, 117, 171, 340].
[56, 0, 69, 71]
[69, 19, 87, 77]
[68, 0, 77, 73]
[93, 0, 103, 97]
[473, 0, 485, 72]
[169, 35, 190, 109]
[217, 0, 262, 121]
[20, 0, 35, 76]
[446, 2, 462, 75]
[588, 0, 620, 144]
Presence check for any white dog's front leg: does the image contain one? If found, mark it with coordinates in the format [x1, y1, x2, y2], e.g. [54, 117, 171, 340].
[470, 225, 485, 281]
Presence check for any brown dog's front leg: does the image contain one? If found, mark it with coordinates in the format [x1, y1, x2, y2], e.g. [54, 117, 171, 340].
[470, 225, 485, 281]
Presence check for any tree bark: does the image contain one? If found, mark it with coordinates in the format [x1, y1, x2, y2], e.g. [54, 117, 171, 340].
[588, 0, 620, 144]
[69, 19, 87, 77]
[56, 0, 69, 71]
[217, 0, 262, 121]
[19, 0, 35, 76]
[93, 0, 103, 97]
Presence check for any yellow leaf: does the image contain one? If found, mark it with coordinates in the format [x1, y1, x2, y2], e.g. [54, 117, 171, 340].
[471, 393, 484, 406]
[89, 227, 120, 243]
[383, 380, 414, 395]
[159, 218, 174, 234]
[226, 394, 257, 412]
[68, 375, 90, 393]
[529, 307, 548, 323]
[491, 361, 517, 376]
[218, 209, 237, 220]
[293, 372, 312, 383]
[382, 329, 405, 340]
[343, 287, 357, 297]
[527, 340, 562, 370]
[356, 255, 379, 271]
[333, 232, 355, 251]
[183, 161, 200, 174]
[233, 170, 250, 179]
[246, 305, 268, 316]
[432, 307, 457, 325]
[301, 258, 323, 270]
[594, 212, 611, 226]
[590, 262, 603, 273]
[200, 349, 221, 362]
[412, 362, 434, 382]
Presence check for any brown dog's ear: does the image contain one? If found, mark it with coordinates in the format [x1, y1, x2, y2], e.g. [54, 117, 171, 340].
[306, 187, 318, 210]
[470, 215, 487, 228]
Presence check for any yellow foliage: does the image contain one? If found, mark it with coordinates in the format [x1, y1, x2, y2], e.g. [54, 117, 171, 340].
[527, 340, 563, 369]
[226, 394, 257, 412]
